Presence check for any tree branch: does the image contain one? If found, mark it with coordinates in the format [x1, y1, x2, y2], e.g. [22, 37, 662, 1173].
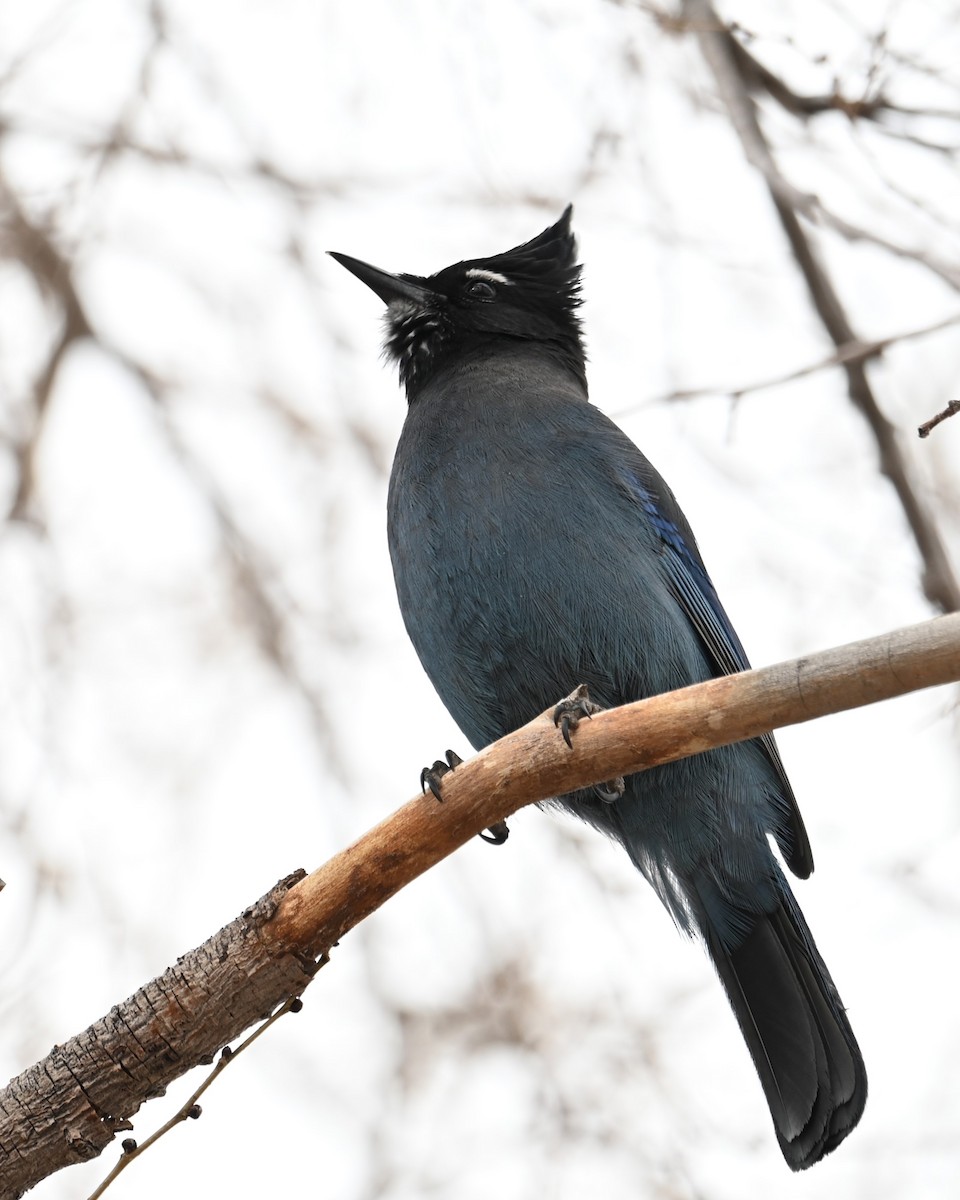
[3, 613, 960, 1196]
[0, 179, 93, 523]
[682, 0, 960, 614]
[727, 29, 889, 122]
[658, 311, 960, 406]
[919, 399, 960, 439]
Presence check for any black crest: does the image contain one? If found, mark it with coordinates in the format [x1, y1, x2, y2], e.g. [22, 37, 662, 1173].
[331, 207, 586, 398]
[448, 204, 583, 320]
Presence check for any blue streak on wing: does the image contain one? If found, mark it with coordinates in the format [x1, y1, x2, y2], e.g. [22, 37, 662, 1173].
[629, 474, 752, 678]
[620, 466, 812, 876]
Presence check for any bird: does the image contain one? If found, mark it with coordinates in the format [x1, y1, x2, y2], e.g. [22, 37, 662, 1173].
[329, 206, 867, 1170]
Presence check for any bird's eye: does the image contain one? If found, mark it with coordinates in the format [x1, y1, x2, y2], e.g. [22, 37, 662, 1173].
[464, 279, 496, 300]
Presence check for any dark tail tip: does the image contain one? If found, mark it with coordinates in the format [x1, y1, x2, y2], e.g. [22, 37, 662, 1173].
[707, 896, 867, 1169]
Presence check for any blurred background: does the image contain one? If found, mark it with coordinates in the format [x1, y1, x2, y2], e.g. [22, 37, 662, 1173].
[2, 1, 960, 1196]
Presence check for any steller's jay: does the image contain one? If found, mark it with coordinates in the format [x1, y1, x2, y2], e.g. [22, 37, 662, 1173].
[330, 207, 866, 1169]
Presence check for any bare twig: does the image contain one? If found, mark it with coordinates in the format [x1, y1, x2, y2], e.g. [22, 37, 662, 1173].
[728, 31, 889, 122]
[683, 0, 960, 613]
[656, 312, 960, 406]
[655, 11, 960, 293]
[81, 343, 349, 781]
[86, 996, 304, 1200]
[919, 400, 960, 439]
[0, 167, 347, 779]
[0, 874, 315, 1200]
[0, 180, 93, 522]
[811, 199, 960, 294]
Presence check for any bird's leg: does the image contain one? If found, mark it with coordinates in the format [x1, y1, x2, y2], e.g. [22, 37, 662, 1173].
[419, 749, 510, 846]
[552, 684, 625, 805]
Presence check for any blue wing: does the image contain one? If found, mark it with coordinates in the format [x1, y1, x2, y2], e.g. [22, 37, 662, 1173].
[620, 464, 812, 878]
[632, 479, 753, 678]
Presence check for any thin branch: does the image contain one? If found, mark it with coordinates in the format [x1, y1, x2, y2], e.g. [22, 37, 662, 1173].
[0, 180, 93, 522]
[86, 996, 304, 1200]
[725, 14, 960, 132]
[811, 198, 960, 294]
[727, 31, 889, 122]
[0, 169, 347, 774]
[0, 115, 355, 200]
[846, 124, 960, 246]
[683, 0, 960, 614]
[3, 612, 960, 1198]
[657, 312, 960, 406]
[868, 121, 960, 158]
[919, 400, 960, 439]
[86, 343, 349, 782]
[0, 873, 315, 1200]
[653, 10, 960, 294]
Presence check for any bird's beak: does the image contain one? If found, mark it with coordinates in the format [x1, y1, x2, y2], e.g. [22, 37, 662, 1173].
[328, 252, 434, 307]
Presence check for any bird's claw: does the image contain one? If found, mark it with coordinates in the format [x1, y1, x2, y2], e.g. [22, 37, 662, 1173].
[420, 749, 463, 801]
[552, 684, 602, 749]
[420, 750, 510, 846]
[479, 820, 510, 845]
[552, 686, 623, 804]
[593, 777, 625, 804]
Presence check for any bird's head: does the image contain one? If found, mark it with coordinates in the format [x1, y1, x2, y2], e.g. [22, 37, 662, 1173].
[329, 206, 585, 399]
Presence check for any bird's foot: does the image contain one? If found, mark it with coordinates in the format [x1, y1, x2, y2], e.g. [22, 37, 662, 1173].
[479, 821, 510, 845]
[552, 684, 601, 748]
[592, 776, 625, 804]
[419, 749, 509, 846]
[420, 749, 463, 801]
[552, 684, 624, 804]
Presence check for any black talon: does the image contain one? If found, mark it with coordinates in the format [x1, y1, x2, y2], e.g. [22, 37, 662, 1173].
[420, 761, 447, 801]
[419, 749, 463, 802]
[552, 686, 623, 803]
[593, 777, 625, 804]
[419, 750, 507, 846]
[479, 820, 510, 845]
[552, 683, 601, 748]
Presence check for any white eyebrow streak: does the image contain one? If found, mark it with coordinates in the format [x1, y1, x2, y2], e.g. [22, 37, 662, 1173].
[465, 268, 511, 284]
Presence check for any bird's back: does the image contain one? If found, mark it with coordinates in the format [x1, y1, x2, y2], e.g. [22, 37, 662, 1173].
[388, 346, 696, 740]
[388, 346, 797, 933]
